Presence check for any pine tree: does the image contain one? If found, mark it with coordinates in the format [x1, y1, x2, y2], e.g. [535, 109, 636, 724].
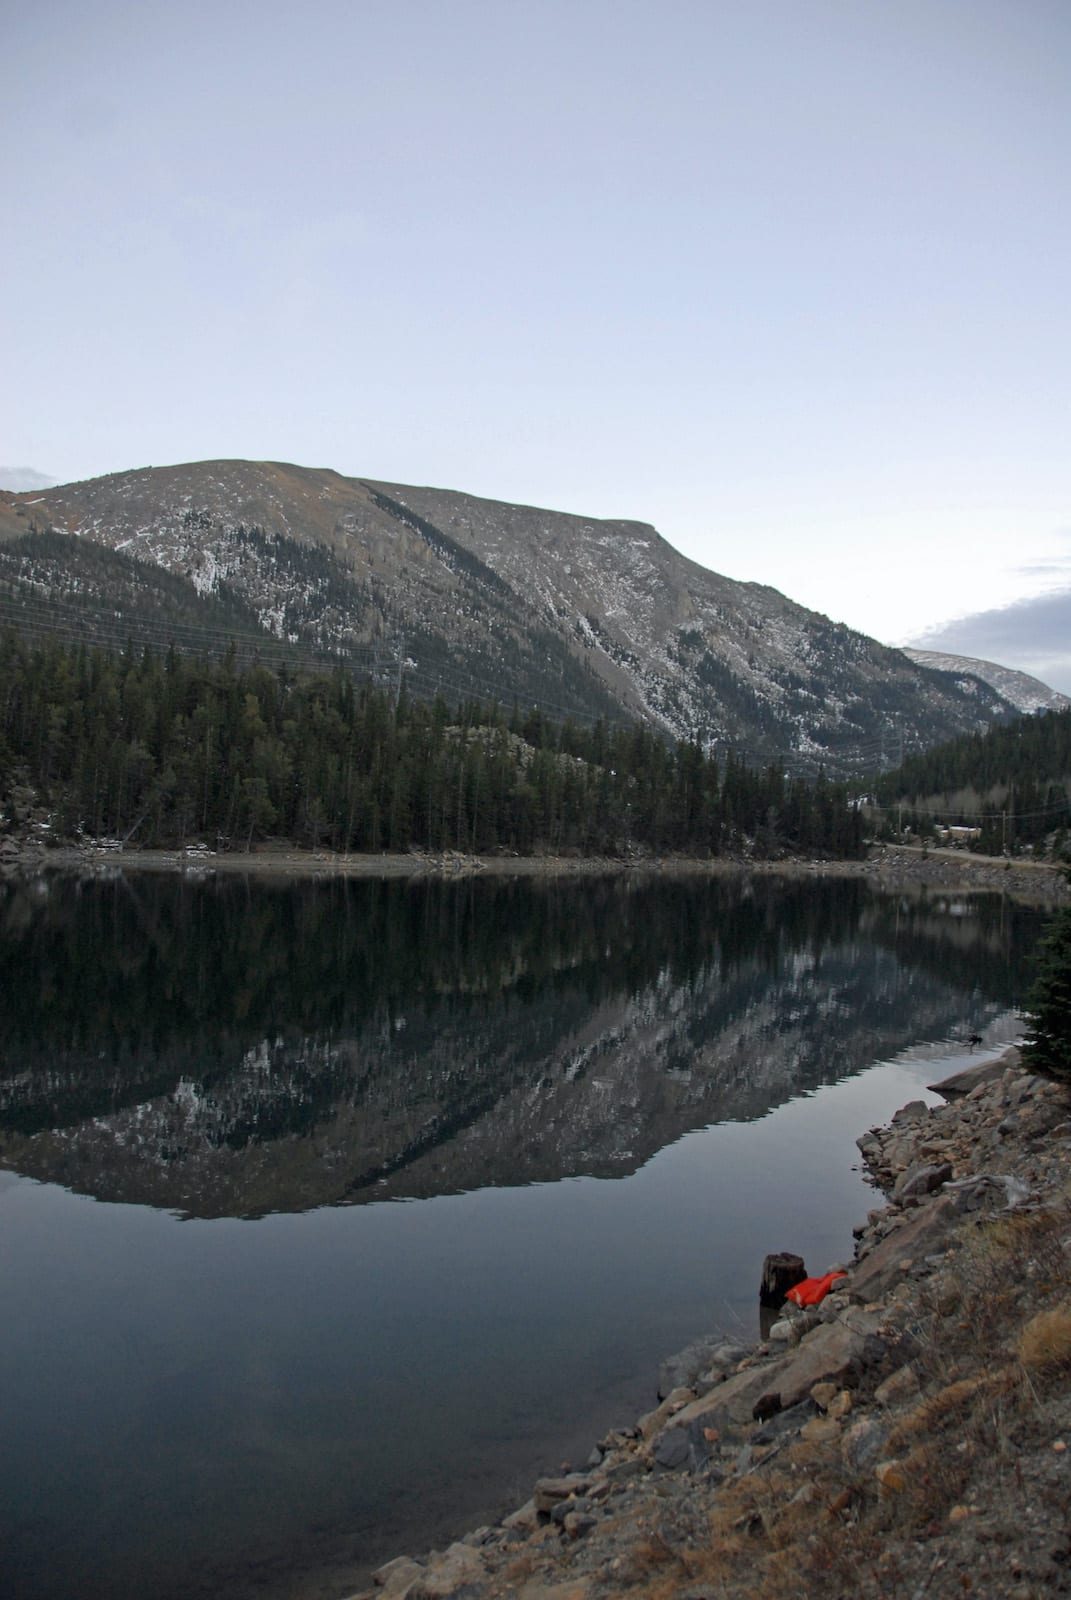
[1021, 878, 1071, 1082]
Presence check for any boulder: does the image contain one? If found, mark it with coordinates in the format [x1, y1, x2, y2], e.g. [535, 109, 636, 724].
[372, 1557, 426, 1594]
[655, 1307, 883, 1448]
[659, 1361, 789, 1436]
[533, 1474, 594, 1514]
[929, 1056, 1010, 1099]
[501, 1499, 539, 1533]
[638, 1386, 695, 1441]
[408, 1543, 487, 1598]
[891, 1100, 930, 1124]
[562, 1512, 597, 1540]
[651, 1426, 692, 1470]
[657, 1337, 730, 1396]
[752, 1398, 817, 1444]
[893, 1161, 953, 1201]
[847, 1195, 959, 1302]
[771, 1311, 885, 1411]
[800, 1416, 841, 1445]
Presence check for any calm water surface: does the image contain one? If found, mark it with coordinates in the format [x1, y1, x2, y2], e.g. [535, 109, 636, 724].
[0, 870, 1045, 1599]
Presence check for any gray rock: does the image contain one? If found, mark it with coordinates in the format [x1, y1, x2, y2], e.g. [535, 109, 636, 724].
[841, 1417, 889, 1472]
[501, 1499, 539, 1532]
[713, 1341, 750, 1367]
[459, 1528, 496, 1548]
[639, 1385, 697, 1440]
[550, 1498, 582, 1526]
[752, 1398, 817, 1444]
[652, 1427, 692, 1470]
[930, 1056, 1007, 1098]
[372, 1556, 426, 1594]
[848, 1195, 960, 1301]
[533, 1474, 593, 1513]
[658, 1337, 731, 1397]
[773, 1312, 885, 1410]
[893, 1161, 953, 1201]
[656, 1308, 883, 1455]
[562, 1511, 597, 1540]
[408, 1543, 487, 1598]
[891, 1100, 930, 1124]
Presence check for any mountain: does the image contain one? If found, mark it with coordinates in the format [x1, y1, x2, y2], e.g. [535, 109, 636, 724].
[0, 526, 276, 660]
[0, 459, 1020, 775]
[900, 647, 1071, 715]
[0, 467, 56, 493]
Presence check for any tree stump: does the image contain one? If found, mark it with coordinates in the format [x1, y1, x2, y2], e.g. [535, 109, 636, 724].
[759, 1251, 806, 1308]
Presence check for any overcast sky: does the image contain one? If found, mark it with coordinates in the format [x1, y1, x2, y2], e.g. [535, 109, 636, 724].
[3, 1, 1069, 684]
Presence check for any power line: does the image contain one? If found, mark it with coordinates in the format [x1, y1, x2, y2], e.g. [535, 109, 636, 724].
[0, 598, 620, 733]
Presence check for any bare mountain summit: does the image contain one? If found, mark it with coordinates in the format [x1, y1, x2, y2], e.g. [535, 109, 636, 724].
[1, 459, 1021, 775]
[901, 647, 1070, 715]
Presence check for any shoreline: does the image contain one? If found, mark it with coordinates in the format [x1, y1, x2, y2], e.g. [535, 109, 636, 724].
[6, 840, 1068, 903]
[343, 1048, 1071, 1600]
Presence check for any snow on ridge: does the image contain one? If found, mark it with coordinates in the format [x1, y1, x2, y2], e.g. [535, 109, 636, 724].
[902, 648, 1069, 713]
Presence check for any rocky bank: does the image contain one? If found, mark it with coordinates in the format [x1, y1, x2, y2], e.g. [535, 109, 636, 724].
[346, 1050, 1071, 1600]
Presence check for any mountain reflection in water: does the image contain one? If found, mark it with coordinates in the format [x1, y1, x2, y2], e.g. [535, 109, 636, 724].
[0, 872, 1040, 1217]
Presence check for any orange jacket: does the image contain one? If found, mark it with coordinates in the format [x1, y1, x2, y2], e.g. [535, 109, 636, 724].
[784, 1270, 847, 1308]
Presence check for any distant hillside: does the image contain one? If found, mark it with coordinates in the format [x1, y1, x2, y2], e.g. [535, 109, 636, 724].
[0, 529, 276, 662]
[875, 705, 1071, 853]
[2, 460, 1021, 776]
[901, 647, 1070, 714]
[0, 467, 56, 493]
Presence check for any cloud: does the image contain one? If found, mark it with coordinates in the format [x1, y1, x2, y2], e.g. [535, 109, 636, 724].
[912, 588, 1071, 696]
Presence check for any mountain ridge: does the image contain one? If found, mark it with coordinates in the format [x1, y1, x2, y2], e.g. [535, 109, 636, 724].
[1, 459, 1027, 775]
[901, 646, 1070, 714]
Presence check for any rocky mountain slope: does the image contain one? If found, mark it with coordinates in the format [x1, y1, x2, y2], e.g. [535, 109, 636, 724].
[0, 459, 1024, 775]
[902, 648, 1070, 715]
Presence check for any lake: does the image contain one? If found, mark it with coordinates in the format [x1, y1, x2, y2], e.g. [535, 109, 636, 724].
[0, 868, 1045, 1600]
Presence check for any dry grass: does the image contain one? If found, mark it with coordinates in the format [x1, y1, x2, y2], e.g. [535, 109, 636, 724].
[1017, 1304, 1071, 1373]
[885, 1369, 1018, 1452]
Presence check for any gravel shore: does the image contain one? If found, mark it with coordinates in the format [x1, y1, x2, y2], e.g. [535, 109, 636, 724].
[8, 840, 1069, 904]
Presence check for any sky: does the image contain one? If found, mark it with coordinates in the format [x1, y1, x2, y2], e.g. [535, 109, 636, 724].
[2, 1, 1070, 687]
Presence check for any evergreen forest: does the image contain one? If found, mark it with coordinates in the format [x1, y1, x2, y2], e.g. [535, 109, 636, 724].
[0, 633, 864, 859]
[874, 707, 1071, 855]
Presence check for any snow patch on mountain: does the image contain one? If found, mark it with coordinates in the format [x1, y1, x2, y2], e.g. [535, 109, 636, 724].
[902, 649, 1069, 714]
